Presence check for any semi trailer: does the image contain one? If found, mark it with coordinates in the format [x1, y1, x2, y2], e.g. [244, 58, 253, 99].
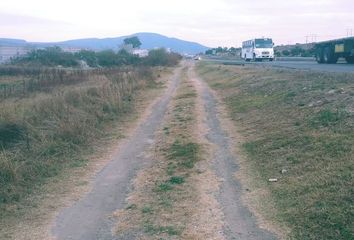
[315, 37, 354, 64]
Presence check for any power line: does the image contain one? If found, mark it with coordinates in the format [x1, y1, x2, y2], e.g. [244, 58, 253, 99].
[305, 34, 317, 44]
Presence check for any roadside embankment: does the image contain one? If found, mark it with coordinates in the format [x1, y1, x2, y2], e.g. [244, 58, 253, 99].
[196, 62, 354, 240]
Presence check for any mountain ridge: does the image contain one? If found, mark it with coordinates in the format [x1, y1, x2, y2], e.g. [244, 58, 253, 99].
[0, 33, 209, 54]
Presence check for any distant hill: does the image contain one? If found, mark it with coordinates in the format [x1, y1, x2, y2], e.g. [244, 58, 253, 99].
[0, 38, 28, 47]
[0, 33, 209, 54]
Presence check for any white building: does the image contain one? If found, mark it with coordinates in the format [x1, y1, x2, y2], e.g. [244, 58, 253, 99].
[132, 49, 149, 57]
[0, 46, 31, 63]
[61, 46, 84, 53]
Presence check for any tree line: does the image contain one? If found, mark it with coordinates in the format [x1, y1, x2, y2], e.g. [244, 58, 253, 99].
[274, 46, 315, 57]
[205, 45, 315, 58]
[11, 37, 181, 68]
[205, 47, 241, 56]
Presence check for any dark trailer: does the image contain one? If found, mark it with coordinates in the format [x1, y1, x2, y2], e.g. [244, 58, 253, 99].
[315, 36, 354, 64]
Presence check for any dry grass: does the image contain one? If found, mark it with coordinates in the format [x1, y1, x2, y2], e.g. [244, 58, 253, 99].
[0, 66, 163, 215]
[196, 62, 354, 240]
[0, 66, 170, 240]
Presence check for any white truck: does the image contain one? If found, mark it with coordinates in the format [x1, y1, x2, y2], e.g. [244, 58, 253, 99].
[241, 38, 274, 62]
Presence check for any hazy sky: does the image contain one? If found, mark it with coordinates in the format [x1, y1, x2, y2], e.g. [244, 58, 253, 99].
[1, 0, 354, 47]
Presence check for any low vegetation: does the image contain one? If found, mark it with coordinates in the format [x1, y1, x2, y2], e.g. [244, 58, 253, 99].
[0, 63, 169, 215]
[275, 44, 315, 57]
[196, 62, 353, 240]
[10, 46, 182, 68]
[205, 46, 240, 56]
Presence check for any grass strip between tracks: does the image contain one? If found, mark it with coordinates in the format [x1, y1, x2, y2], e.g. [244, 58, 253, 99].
[114, 67, 208, 239]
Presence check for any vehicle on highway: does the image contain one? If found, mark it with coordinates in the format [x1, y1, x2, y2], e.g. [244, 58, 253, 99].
[241, 38, 274, 62]
[315, 37, 354, 64]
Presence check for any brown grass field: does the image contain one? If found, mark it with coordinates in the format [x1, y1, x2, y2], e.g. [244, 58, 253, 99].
[0, 66, 162, 213]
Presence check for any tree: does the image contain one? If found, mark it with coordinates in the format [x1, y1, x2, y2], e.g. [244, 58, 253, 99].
[282, 50, 290, 56]
[13, 46, 78, 67]
[96, 50, 119, 67]
[216, 47, 223, 53]
[144, 48, 181, 66]
[229, 47, 239, 56]
[123, 36, 142, 49]
[205, 49, 213, 55]
[75, 50, 98, 67]
[290, 46, 305, 57]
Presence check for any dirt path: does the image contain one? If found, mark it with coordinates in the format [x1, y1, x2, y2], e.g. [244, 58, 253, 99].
[52, 66, 182, 240]
[52, 62, 277, 240]
[189, 63, 277, 240]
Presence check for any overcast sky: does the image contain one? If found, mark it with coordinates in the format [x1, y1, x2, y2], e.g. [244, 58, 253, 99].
[1, 0, 354, 47]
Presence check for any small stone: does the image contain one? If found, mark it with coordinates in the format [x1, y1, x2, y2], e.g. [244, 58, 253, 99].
[281, 169, 288, 174]
[327, 89, 336, 94]
[309, 100, 323, 107]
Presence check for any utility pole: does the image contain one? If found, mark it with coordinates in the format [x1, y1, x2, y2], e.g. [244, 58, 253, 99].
[346, 28, 353, 37]
[312, 35, 317, 42]
[305, 34, 317, 44]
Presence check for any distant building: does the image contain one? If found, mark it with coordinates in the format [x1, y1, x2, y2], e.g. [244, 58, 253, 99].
[132, 49, 149, 57]
[0, 46, 31, 63]
[61, 46, 84, 53]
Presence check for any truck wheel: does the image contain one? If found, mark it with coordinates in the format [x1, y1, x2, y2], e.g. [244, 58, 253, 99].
[244, 55, 249, 62]
[345, 56, 354, 64]
[324, 47, 338, 64]
[316, 49, 324, 63]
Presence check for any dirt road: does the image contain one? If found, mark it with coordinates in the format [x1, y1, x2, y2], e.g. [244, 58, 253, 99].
[189, 66, 276, 240]
[53, 62, 277, 240]
[53, 67, 181, 240]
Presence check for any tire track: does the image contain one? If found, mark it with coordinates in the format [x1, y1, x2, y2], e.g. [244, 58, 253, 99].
[190, 63, 277, 240]
[52, 66, 182, 240]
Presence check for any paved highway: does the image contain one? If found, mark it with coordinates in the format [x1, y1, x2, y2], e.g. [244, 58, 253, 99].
[205, 58, 354, 73]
